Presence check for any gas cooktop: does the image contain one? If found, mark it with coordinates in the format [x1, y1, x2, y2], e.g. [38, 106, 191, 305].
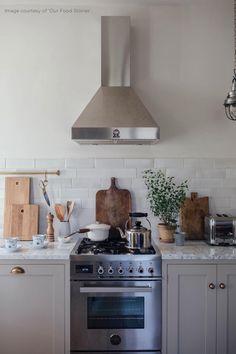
[76, 238, 156, 255]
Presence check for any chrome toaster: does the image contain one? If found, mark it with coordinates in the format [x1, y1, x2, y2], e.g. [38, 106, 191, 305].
[204, 214, 236, 246]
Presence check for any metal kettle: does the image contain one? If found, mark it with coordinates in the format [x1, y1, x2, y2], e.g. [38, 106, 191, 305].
[117, 212, 152, 249]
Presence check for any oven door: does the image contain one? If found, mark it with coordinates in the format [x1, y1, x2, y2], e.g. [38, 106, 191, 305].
[71, 279, 161, 352]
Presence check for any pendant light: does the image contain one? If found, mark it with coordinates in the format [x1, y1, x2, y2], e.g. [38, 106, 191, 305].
[224, 0, 236, 120]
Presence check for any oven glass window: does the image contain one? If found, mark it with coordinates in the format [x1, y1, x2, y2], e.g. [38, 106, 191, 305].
[87, 297, 144, 329]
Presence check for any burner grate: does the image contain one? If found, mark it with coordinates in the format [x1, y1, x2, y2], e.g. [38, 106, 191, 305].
[77, 238, 155, 255]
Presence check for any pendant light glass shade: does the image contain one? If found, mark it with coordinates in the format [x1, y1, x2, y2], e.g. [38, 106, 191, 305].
[224, 70, 236, 120]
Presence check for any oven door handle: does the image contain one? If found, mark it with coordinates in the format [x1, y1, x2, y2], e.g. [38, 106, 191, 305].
[79, 286, 152, 293]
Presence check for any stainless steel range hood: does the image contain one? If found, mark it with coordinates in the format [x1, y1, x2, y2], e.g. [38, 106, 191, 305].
[72, 16, 160, 145]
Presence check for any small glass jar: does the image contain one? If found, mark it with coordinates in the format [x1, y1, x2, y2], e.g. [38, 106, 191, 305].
[174, 232, 186, 246]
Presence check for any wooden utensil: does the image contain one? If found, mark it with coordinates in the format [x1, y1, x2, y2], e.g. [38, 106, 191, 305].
[3, 204, 39, 240]
[66, 201, 75, 221]
[96, 177, 132, 228]
[4, 177, 30, 206]
[54, 204, 66, 222]
[180, 192, 209, 240]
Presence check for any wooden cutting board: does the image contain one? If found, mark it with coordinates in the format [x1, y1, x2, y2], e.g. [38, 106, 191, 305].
[3, 204, 39, 240]
[180, 192, 209, 240]
[4, 177, 30, 206]
[96, 177, 132, 228]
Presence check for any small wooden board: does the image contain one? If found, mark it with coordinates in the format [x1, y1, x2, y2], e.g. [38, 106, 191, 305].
[180, 192, 209, 240]
[4, 204, 39, 240]
[96, 177, 132, 228]
[4, 177, 30, 206]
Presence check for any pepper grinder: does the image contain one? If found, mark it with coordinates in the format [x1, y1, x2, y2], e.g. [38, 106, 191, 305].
[47, 212, 54, 242]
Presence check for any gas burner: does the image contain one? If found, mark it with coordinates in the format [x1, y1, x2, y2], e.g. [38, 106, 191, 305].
[76, 238, 156, 255]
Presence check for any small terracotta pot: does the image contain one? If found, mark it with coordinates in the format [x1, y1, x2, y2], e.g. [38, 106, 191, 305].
[158, 223, 176, 243]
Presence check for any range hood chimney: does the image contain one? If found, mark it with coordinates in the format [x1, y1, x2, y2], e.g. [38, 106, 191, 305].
[72, 16, 160, 145]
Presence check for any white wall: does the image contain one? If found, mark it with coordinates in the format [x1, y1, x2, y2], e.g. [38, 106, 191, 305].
[0, 0, 234, 159]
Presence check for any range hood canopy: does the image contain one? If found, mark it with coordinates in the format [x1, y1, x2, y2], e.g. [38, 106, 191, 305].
[72, 16, 160, 145]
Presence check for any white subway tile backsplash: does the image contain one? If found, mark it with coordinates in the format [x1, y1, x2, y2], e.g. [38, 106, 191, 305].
[132, 178, 146, 190]
[72, 178, 101, 189]
[81, 198, 96, 209]
[184, 158, 214, 168]
[154, 159, 184, 169]
[35, 159, 65, 169]
[214, 158, 236, 168]
[226, 168, 236, 178]
[6, 159, 34, 169]
[189, 178, 223, 189]
[166, 168, 196, 179]
[101, 178, 132, 189]
[95, 159, 124, 168]
[124, 159, 154, 168]
[58, 169, 77, 178]
[61, 188, 89, 199]
[196, 169, 226, 179]
[1, 158, 236, 233]
[210, 188, 236, 198]
[66, 159, 94, 168]
[77, 168, 136, 178]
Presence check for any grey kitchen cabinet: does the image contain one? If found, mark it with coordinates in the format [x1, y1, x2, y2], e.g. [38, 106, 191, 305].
[0, 263, 67, 354]
[163, 262, 236, 354]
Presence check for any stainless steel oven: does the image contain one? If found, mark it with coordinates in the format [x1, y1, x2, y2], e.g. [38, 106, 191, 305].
[71, 279, 161, 353]
[70, 239, 162, 353]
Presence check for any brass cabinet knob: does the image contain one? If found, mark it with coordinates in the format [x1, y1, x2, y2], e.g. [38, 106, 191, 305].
[219, 283, 226, 289]
[10, 266, 25, 274]
[209, 283, 215, 289]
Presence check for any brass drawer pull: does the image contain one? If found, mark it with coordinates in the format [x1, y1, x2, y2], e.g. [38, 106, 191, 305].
[10, 266, 25, 274]
[209, 283, 215, 289]
[219, 283, 226, 289]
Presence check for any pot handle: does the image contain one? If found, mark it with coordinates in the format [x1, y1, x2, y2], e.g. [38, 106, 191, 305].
[129, 212, 151, 230]
[129, 212, 148, 218]
[64, 228, 90, 238]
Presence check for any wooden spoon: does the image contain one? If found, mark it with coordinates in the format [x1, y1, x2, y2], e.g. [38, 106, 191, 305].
[55, 204, 66, 222]
[66, 201, 75, 221]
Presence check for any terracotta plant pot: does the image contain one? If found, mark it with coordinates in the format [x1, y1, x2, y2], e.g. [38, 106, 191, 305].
[158, 223, 176, 243]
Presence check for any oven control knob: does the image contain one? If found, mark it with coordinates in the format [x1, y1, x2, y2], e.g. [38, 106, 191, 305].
[118, 267, 124, 275]
[148, 267, 154, 274]
[110, 334, 121, 346]
[138, 266, 144, 274]
[128, 267, 134, 274]
[108, 266, 114, 275]
[97, 265, 104, 275]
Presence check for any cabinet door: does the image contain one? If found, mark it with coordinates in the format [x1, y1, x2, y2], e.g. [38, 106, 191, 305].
[0, 264, 65, 354]
[166, 264, 217, 354]
[217, 264, 236, 354]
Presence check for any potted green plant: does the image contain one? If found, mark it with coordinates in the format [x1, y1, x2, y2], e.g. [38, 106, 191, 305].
[143, 169, 188, 243]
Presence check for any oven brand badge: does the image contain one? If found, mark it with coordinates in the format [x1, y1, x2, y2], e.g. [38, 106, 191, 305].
[112, 129, 120, 139]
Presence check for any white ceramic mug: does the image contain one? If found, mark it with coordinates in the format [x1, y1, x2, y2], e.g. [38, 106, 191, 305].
[5, 237, 18, 252]
[32, 234, 46, 248]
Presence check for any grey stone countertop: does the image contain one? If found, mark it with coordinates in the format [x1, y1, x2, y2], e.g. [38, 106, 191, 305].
[0, 238, 77, 260]
[153, 239, 236, 260]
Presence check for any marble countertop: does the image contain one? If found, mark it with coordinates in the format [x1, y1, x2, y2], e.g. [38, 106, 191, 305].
[0, 239, 77, 260]
[155, 240, 236, 260]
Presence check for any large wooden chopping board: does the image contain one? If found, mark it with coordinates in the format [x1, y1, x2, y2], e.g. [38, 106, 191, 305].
[4, 177, 30, 206]
[96, 177, 132, 228]
[180, 192, 209, 240]
[3, 204, 39, 240]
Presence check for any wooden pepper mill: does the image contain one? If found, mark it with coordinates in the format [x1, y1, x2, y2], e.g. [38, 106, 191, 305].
[46, 212, 54, 242]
